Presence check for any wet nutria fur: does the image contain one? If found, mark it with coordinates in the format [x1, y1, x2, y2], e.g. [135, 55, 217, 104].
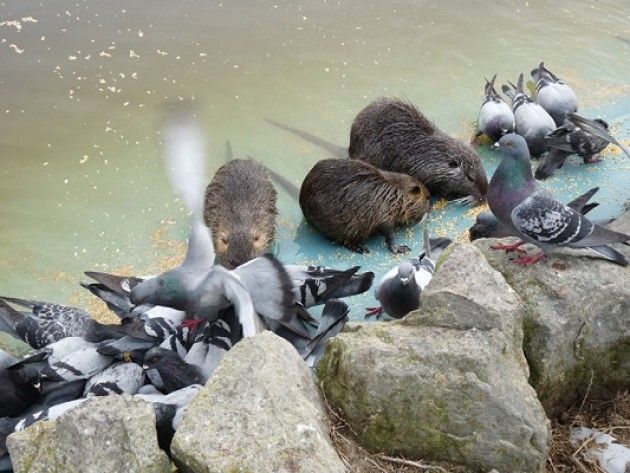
[204, 158, 277, 269]
[349, 97, 488, 202]
[299, 159, 431, 254]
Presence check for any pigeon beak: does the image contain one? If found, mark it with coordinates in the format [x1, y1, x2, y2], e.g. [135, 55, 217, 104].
[492, 142, 500, 149]
[142, 364, 149, 371]
[400, 277, 410, 285]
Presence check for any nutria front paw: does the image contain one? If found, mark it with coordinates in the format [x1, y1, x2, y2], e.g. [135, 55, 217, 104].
[345, 242, 370, 254]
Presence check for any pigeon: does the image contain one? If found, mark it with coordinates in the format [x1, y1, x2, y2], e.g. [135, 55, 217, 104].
[299, 299, 350, 368]
[535, 114, 630, 179]
[84, 362, 145, 397]
[531, 62, 578, 126]
[284, 265, 375, 308]
[477, 74, 515, 142]
[0, 296, 157, 350]
[142, 347, 205, 394]
[502, 73, 556, 157]
[469, 187, 602, 240]
[487, 133, 630, 266]
[366, 234, 453, 319]
[135, 384, 202, 452]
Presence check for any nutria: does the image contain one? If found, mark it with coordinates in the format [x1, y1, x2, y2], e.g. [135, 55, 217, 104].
[203, 158, 277, 269]
[348, 97, 488, 202]
[299, 159, 431, 254]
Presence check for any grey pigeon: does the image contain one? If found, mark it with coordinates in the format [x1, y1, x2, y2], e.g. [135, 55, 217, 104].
[366, 234, 453, 319]
[531, 62, 578, 126]
[142, 347, 205, 394]
[536, 114, 630, 179]
[0, 296, 157, 350]
[299, 299, 349, 368]
[477, 74, 515, 142]
[502, 74, 556, 157]
[84, 362, 145, 397]
[469, 187, 602, 240]
[487, 133, 629, 266]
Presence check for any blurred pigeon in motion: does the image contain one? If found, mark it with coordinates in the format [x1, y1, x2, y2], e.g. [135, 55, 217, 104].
[531, 62, 578, 126]
[469, 187, 602, 240]
[502, 73, 556, 157]
[477, 74, 515, 142]
[142, 347, 205, 394]
[535, 114, 630, 179]
[84, 362, 145, 397]
[366, 234, 452, 319]
[488, 134, 630, 266]
[299, 299, 349, 368]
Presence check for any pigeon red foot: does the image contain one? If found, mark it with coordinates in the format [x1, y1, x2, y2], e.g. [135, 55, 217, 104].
[491, 240, 526, 253]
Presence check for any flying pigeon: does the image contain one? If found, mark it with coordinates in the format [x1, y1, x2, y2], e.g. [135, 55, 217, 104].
[487, 133, 630, 266]
[531, 62, 578, 126]
[502, 73, 556, 157]
[469, 187, 602, 240]
[366, 234, 452, 319]
[477, 74, 515, 142]
[536, 114, 630, 179]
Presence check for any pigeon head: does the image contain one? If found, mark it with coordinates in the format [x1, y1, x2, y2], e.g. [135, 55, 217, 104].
[469, 212, 506, 241]
[130, 271, 187, 310]
[142, 347, 184, 391]
[494, 134, 531, 165]
[397, 261, 415, 286]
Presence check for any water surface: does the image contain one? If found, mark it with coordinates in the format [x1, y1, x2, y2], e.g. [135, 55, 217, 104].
[0, 1, 628, 318]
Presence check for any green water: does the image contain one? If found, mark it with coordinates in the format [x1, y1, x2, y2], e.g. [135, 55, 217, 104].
[0, 1, 628, 317]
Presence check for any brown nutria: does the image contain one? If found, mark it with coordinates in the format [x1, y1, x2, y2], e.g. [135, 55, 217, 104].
[349, 97, 488, 202]
[299, 158, 431, 254]
[203, 158, 277, 269]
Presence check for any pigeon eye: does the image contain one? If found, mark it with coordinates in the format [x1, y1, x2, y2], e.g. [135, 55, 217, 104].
[448, 160, 459, 168]
[506, 141, 513, 148]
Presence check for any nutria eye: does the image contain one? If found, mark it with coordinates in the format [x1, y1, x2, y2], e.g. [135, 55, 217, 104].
[411, 186, 422, 194]
[221, 236, 228, 245]
[466, 174, 474, 182]
[253, 235, 260, 242]
[448, 160, 459, 168]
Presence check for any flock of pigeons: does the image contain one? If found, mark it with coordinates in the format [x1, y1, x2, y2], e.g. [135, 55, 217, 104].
[477, 62, 630, 178]
[0, 115, 389, 469]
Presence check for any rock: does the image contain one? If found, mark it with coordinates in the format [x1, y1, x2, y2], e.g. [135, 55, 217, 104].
[318, 243, 550, 473]
[171, 331, 345, 473]
[473, 208, 630, 415]
[7, 395, 172, 473]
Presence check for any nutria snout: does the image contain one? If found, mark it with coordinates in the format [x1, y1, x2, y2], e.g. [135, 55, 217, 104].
[299, 158, 431, 254]
[203, 158, 277, 269]
[349, 97, 488, 201]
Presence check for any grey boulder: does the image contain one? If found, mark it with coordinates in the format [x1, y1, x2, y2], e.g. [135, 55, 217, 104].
[7, 395, 172, 473]
[473, 207, 630, 415]
[318, 244, 550, 473]
[171, 331, 345, 473]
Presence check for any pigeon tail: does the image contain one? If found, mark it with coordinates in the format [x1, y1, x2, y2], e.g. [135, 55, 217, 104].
[569, 224, 629, 248]
[587, 245, 628, 267]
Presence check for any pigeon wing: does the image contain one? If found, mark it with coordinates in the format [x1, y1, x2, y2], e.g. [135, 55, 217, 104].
[511, 193, 594, 246]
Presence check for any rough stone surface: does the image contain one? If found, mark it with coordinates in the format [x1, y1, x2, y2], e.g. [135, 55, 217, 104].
[171, 331, 345, 473]
[7, 395, 172, 473]
[473, 208, 630, 415]
[0, 332, 32, 358]
[318, 243, 550, 473]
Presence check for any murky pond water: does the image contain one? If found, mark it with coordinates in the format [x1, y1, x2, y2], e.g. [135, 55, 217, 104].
[1, 1, 628, 319]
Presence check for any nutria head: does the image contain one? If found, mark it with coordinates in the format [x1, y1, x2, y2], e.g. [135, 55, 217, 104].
[204, 159, 277, 269]
[382, 170, 432, 222]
